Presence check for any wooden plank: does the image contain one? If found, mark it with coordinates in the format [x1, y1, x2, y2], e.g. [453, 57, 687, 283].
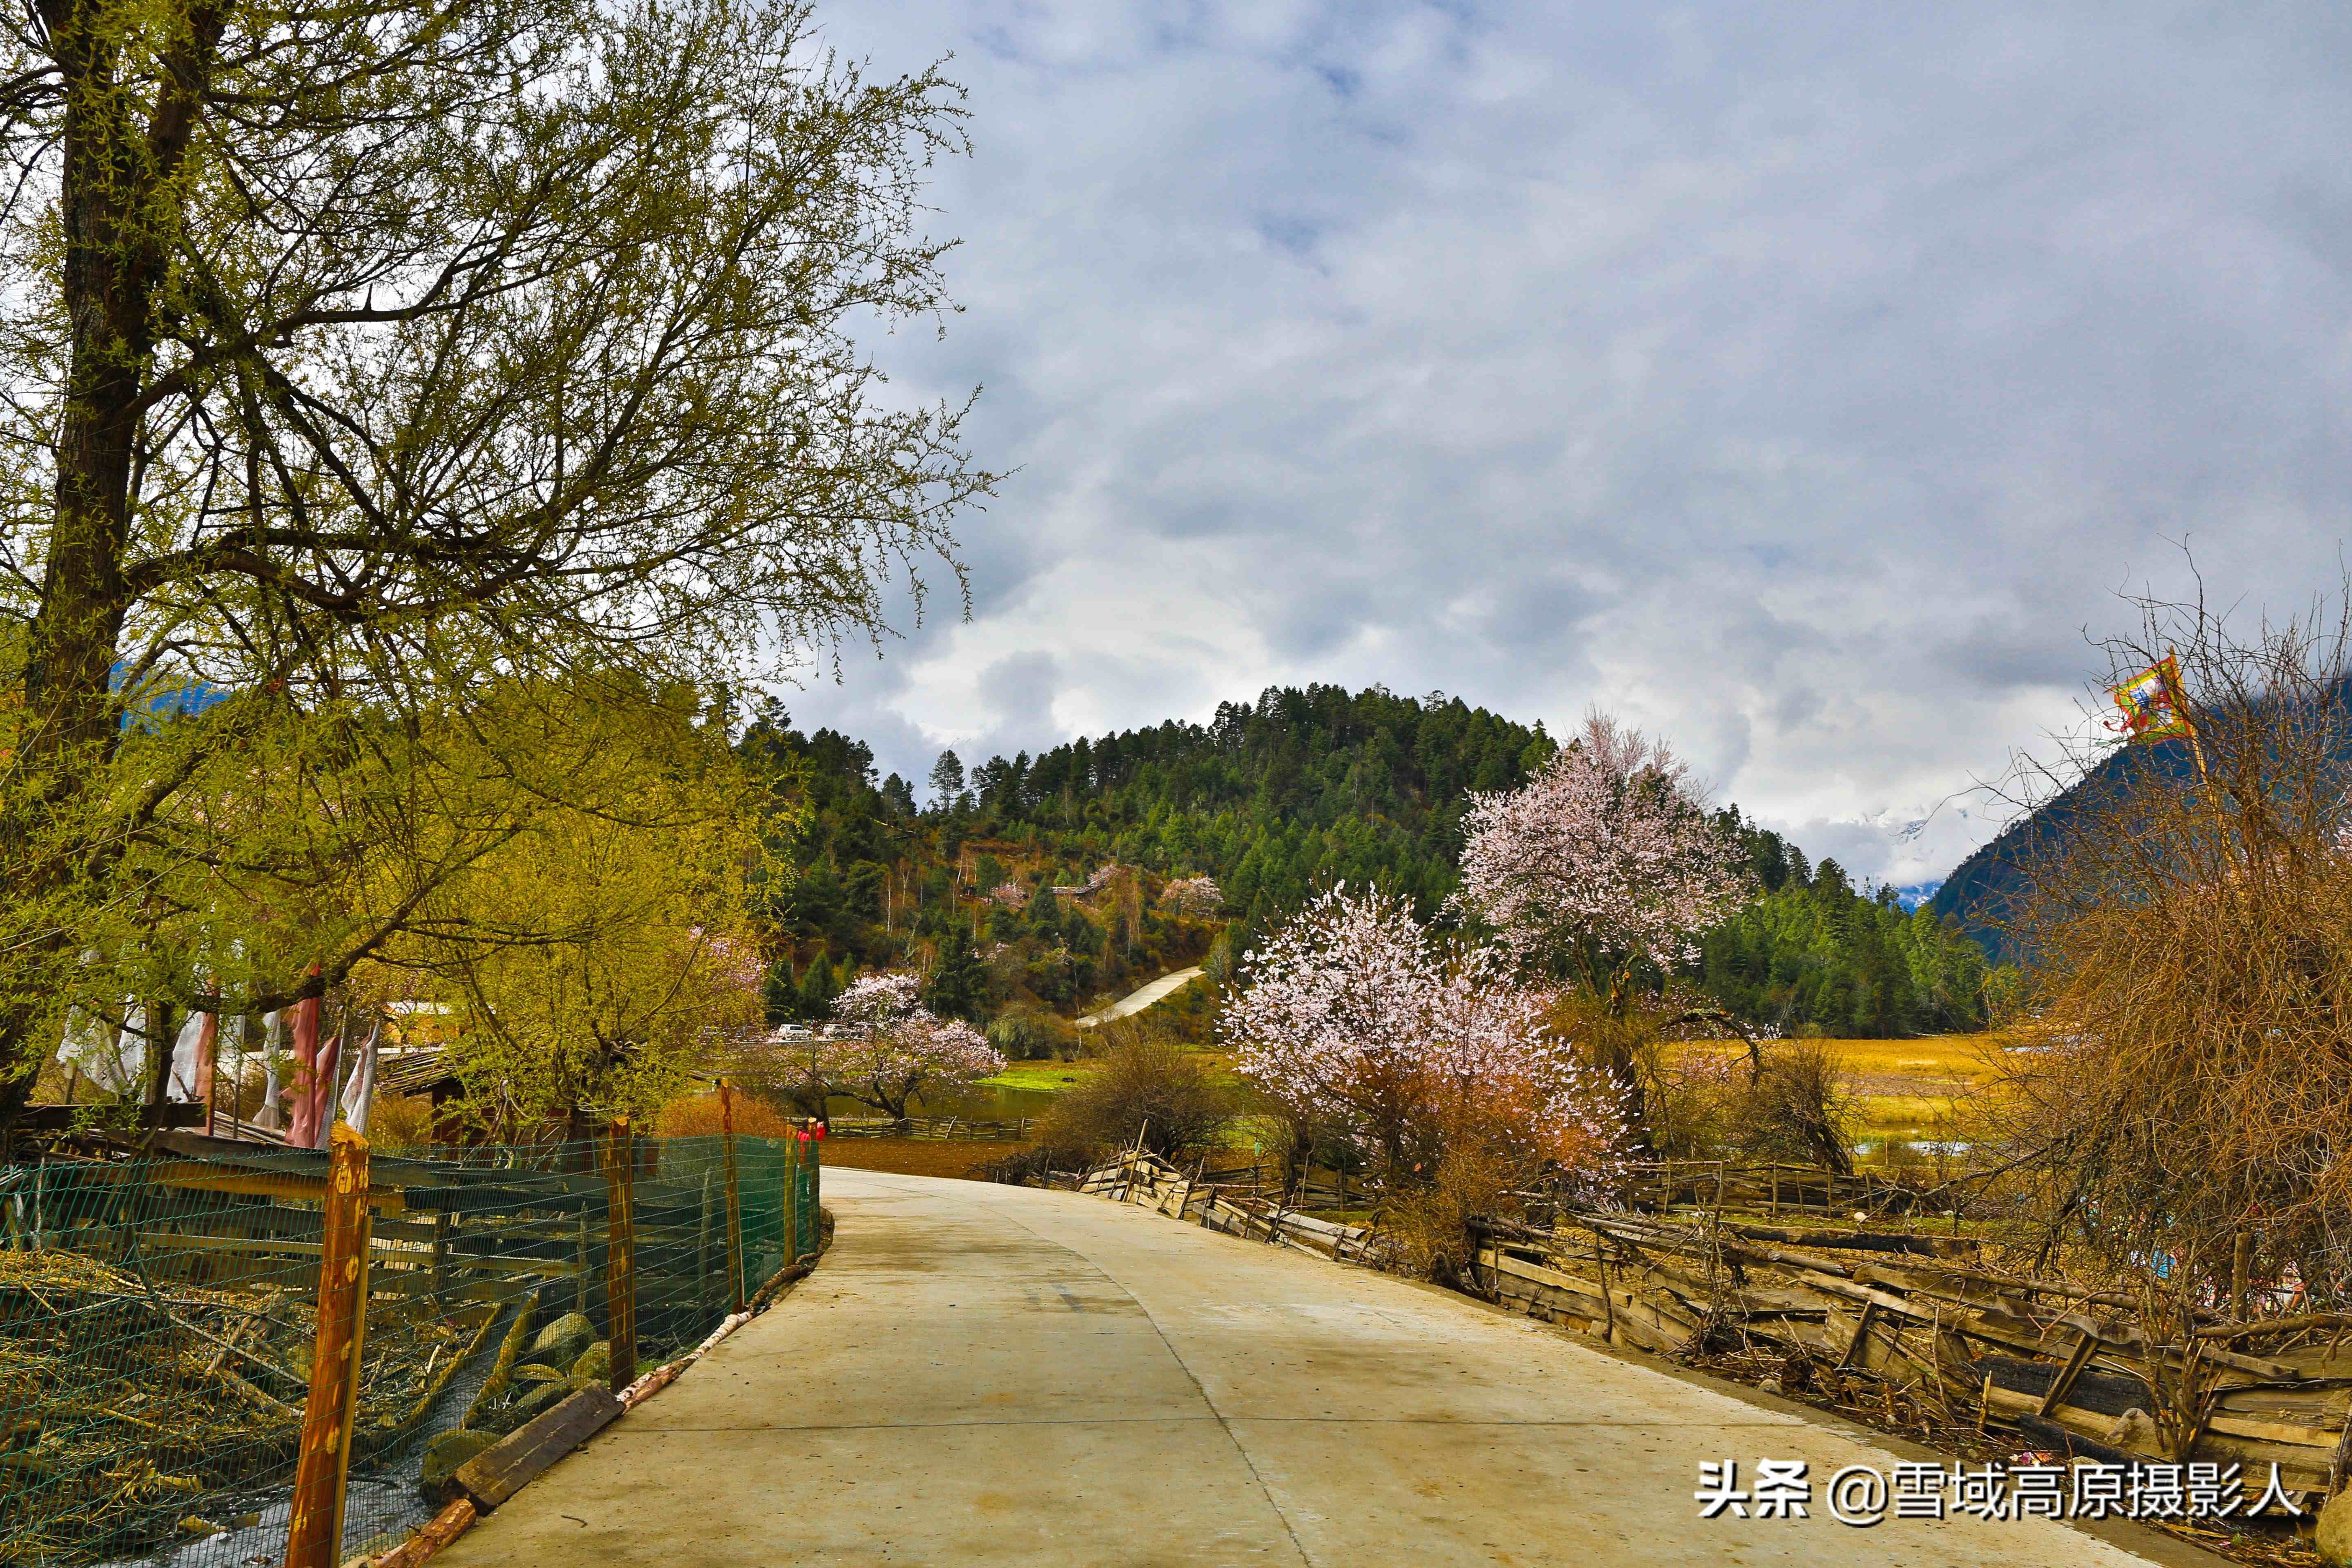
[374, 1498, 476, 1567]
[2038, 1329, 2098, 1417]
[1486, 1250, 1605, 1300]
[455, 1386, 626, 1511]
[2203, 1412, 2340, 1447]
[65, 1157, 413, 1214]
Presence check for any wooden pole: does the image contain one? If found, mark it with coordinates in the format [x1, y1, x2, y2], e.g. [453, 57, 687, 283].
[719, 1081, 745, 1312]
[2161, 649, 2213, 786]
[284, 1124, 372, 1568]
[605, 1118, 637, 1394]
[194, 1007, 219, 1138]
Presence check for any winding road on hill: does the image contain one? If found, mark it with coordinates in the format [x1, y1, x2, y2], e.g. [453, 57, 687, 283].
[1075, 964, 1204, 1029]
[435, 1169, 2194, 1567]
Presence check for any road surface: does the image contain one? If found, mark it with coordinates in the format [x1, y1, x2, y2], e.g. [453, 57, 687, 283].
[437, 1169, 2190, 1567]
[1075, 965, 1203, 1028]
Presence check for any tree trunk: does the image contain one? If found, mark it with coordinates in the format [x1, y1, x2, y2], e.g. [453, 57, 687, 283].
[143, 1000, 177, 1126]
[0, 0, 227, 1111]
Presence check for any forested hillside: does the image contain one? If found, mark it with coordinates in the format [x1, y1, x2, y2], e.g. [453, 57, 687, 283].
[741, 683, 1998, 1038]
[1703, 830, 1995, 1035]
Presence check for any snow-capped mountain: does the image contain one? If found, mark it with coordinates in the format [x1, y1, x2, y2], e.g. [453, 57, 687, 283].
[1773, 798, 2010, 894]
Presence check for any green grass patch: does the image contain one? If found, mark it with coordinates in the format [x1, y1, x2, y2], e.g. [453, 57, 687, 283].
[978, 1060, 1099, 1092]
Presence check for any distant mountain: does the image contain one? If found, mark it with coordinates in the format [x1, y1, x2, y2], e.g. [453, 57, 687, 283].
[1891, 881, 1944, 912]
[741, 682, 2003, 1036]
[1926, 736, 2203, 961]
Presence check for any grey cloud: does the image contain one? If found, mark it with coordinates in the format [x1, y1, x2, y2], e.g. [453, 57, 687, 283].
[778, 0, 2352, 880]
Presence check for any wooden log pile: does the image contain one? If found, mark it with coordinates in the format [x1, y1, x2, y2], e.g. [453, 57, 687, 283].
[1071, 1152, 1391, 1265]
[1614, 1160, 1943, 1219]
[1478, 1209, 2352, 1498]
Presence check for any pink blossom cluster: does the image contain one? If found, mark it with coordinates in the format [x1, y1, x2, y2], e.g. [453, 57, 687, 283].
[986, 881, 1030, 910]
[811, 971, 1004, 1118]
[691, 927, 767, 1002]
[1077, 861, 1122, 896]
[1457, 713, 1749, 975]
[1221, 886, 1624, 1178]
[1158, 875, 1223, 916]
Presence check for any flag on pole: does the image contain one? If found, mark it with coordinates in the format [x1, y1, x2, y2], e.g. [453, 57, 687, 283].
[2111, 655, 2195, 744]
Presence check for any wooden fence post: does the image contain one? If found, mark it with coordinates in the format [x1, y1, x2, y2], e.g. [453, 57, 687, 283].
[718, 1081, 745, 1312]
[285, 1124, 371, 1568]
[2232, 1231, 2252, 1323]
[605, 1118, 637, 1393]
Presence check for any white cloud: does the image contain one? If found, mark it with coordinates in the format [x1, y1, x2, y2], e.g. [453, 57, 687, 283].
[778, 0, 2352, 880]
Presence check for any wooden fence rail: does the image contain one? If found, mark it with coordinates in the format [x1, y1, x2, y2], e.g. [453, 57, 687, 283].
[824, 1116, 1035, 1141]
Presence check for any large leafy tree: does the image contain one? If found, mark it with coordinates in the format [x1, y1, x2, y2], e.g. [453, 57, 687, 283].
[0, 0, 993, 1104]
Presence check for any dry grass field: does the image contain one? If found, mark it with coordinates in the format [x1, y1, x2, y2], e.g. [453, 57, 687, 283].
[1672, 1033, 2018, 1147]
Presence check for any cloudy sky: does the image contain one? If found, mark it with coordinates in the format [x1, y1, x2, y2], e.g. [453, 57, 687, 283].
[780, 0, 2352, 886]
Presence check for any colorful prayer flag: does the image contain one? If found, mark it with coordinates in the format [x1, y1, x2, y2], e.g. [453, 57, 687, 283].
[2111, 655, 2194, 744]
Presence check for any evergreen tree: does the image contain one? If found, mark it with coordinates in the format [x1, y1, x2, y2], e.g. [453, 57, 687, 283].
[927, 751, 966, 810]
[739, 683, 2002, 1036]
[797, 953, 839, 1019]
[762, 960, 797, 1028]
[923, 941, 988, 1022]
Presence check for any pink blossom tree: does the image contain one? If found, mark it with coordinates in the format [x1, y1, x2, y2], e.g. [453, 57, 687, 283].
[1456, 713, 1750, 1005]
[1222, 886, 1621, 1185]
[1159, 875, 1223, 917]
[820, 972, 1005, 1119]
[1456, 713, 1753, 1143]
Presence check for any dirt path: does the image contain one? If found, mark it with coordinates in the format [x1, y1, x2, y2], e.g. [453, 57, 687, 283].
[434, 1169, 2201, 1566]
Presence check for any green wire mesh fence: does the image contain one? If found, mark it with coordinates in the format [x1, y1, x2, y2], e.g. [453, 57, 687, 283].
[0, 1129, 821, 1568]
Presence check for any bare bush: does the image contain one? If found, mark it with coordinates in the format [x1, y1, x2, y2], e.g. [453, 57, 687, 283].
[1383, 1142, 1519, 1288]
[1037, 1021, 1237, 1165]
[1727, 1041, 1857, 1174]
[1985, 579, 2352, 1335]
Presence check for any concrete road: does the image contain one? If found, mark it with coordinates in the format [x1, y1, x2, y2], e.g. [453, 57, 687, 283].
[437, 1169, 2191, 1568]
[1075, 966, 1203, 1029]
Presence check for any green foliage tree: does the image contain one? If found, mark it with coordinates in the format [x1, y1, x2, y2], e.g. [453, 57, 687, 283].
[0, 0, 992, 1104]
[1696, 824, 1997, 1036]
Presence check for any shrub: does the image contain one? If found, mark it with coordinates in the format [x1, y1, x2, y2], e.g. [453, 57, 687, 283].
[1383, 1142, 1516, 1287]
[987, 1008, 1078, 1062]
[363, 1090, 439, 1149]
[1037, 1022, 1236, 1165]
[655, 1090, 797, 1139]
[1726, 1041, 1855, 1174]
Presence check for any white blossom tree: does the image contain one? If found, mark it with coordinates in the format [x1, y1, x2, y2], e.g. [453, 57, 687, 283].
[1222, 886, 1621, 1185]
[1456, 713, 1749, 1004]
